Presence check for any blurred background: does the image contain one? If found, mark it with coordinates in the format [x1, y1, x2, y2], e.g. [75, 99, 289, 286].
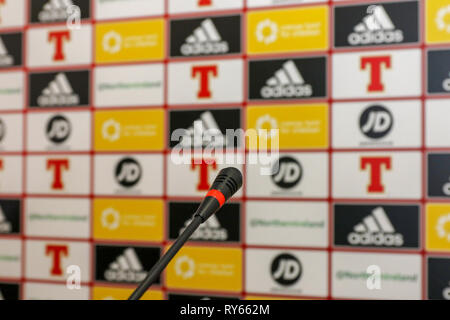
[0, 0, 449, 300]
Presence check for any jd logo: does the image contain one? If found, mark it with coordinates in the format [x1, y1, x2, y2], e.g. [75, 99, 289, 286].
[115, 157, 142, 188]
[0, 119, 5, 142]
[46, 115, 71, 144]
[359, 105, 393, 139]
[271, 156, 302, 189]
[366, 265, 382, 290]
[271, 253, 302, 286]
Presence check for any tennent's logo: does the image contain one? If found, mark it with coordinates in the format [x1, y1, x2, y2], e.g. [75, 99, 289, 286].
[361, 55, 391, 93]
[46, 244, 68, 276]
[48, 30, 70, 61]
[191, 157, 217, 191]
[47, 158, 69, 190]
[198, 0, 211, 6]
[361, 156, 391, 193]
[192, 65, 217, 99]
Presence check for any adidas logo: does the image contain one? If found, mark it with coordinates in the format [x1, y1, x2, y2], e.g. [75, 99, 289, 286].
[181, 19, 229, 56]
[104, 248, 147, 283]
[180, 215, 228, 241]
[348, 5, 403, 45]
[38, 0, 73, 22]
[261, 60, 312, 98]
[443, 73, 450, 92]
[37, 73, 80, 107]
[0, 37, 13, 67]
[347, 207, 404, 247]
[0, 118, 5, 142]
[0, 205, 12, 233]
[178, 111, 225, 148]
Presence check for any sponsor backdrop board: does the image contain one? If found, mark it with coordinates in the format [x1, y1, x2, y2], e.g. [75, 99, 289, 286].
[0, 0, 448, 301]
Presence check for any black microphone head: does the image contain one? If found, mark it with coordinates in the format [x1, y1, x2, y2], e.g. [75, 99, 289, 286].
[194, 167, 243, 222]
[210, 167, 243, 201]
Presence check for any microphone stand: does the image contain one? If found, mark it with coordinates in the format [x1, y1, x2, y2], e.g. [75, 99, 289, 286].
[128, 167, 243, 300]
[128, 214, 203, 300]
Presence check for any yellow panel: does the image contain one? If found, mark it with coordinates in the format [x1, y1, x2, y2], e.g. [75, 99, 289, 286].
[166, 246, 242, 292]
[94, 109, 165, 151]
[426, 203, 450, 252]
[96, 19, 165, 63]
[246, 104, 328, 150]
[93, 198, 164, 242]
[247, 6, 329, 54]
[426, 0, 450, 44]
[92, 286, 164, 300]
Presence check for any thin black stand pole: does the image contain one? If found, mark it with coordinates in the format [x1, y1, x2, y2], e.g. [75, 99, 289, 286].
[128, 215, 203, 300]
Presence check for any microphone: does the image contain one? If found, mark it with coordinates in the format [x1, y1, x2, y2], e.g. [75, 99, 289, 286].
[128, 167, 243, 300]
[194, 167, 243, 222]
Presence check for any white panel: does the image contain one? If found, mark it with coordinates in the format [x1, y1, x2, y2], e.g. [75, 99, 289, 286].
[25, 198, 90, 239]
[0, 156, 22, 194]
[169, 0, 243, 14]
[27, 25, 92, 68]
[27, 111, 91, 152]
[95, 0, 164, 20]
[25, 240, 91, 282]
[333, 49, 421, 99]
[426, 99, 450, 148]
[246, 248, 328, 297]
[94, 154, 163, 196]
[26, 155, 90, 195]
[0, 114, 23, 151]
[95, 63, 164, 108]
[332, 100, 421, 148]
[246, 201, 328, 247]
[332, 251, 421, 299]
[168, 59, 243, 105]
[332, 152, 422, 199]
[246, 152, 328, 198]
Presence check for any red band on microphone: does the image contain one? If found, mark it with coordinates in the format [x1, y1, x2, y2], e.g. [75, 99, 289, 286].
[206, 189, 226, 207]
